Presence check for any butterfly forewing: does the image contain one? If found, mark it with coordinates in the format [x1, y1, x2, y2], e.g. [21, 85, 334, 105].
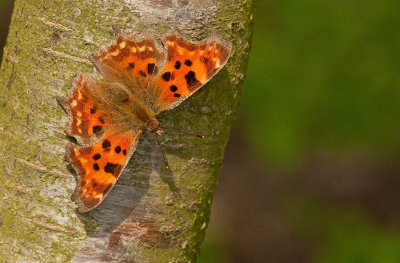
[58, 73, 120, 145]
[151, 34, 232, 112]
[90, 35, 162, 100]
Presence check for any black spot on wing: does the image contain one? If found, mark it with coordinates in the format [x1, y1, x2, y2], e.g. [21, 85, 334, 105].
[93, 154, 101, 160]
[104, 162, 122, 177]
[139, 70, 147, 77]
[174, 61, 181, 69]
[93, 163, 100, 171]
[162, 72, 171, 81]
[184, 59, 192, 66]
[115, 146, 121, 154]
[170, 85, 178, 92]
[102, 139, 111, 149]
[147, 63, 155, 74]
[184, 71, 200, 90]
[128, 62, 135, 68]
[174, 93, 181, 98]
[92, 126, 102, 133]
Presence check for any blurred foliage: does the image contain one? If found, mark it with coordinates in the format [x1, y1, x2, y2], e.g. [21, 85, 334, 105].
[288, 195, 400, 263]
[243, 0, 400, 166]
[197, 232, 229, 263]
[200, 0, 400, 262]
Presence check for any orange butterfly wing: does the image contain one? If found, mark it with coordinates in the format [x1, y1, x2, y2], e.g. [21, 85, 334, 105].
[67, 127, 141, 212]
[152, 34, 232, 112]
[57, 73, 118, 145]
[90, 35, 162, 102]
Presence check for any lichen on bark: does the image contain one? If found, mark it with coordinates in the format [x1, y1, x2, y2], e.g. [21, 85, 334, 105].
[0, 0, 253, 262]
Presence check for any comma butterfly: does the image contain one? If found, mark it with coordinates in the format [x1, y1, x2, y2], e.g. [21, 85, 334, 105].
[58, 28, 232, 213]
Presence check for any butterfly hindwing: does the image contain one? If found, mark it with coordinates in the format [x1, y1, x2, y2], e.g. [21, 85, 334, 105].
[152, 34, 232, 112]
[68, 127, 142, 213]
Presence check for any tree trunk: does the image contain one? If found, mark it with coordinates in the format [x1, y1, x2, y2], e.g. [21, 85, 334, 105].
[0, 0, 253, 262]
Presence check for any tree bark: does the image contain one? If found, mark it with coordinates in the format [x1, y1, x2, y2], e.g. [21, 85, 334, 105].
[0, 0, 253, 262]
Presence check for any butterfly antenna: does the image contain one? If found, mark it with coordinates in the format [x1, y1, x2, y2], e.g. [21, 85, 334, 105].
[155, 134, 169, 169]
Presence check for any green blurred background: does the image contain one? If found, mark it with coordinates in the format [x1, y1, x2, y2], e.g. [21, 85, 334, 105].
[2, 0, 400, 262]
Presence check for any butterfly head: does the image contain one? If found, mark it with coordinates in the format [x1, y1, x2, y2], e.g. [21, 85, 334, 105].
[146, 118, 163, 136]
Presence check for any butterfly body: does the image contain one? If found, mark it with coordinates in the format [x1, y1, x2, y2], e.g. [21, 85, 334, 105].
[59, 29, 231, 212]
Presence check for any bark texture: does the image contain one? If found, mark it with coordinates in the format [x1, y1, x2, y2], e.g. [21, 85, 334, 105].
[0, 0, 253, 262]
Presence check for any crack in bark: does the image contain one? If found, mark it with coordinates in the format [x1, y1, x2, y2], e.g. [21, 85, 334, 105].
[43, 48, 91, 64]
[38, 17, 72, 31]
[28, 218, 78, 234]
[16, 157, 72, 178]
